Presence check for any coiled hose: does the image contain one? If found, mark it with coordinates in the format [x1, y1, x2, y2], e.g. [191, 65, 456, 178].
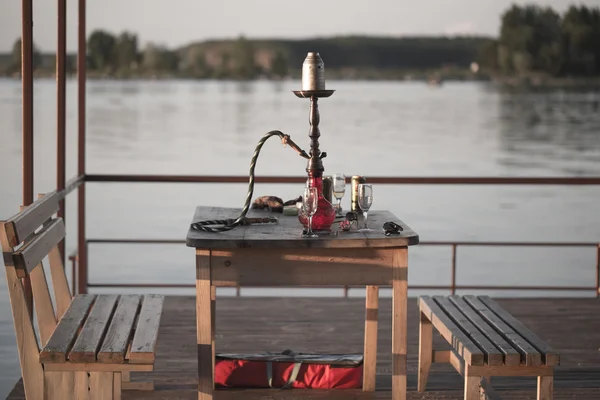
[190, 130, 309, 233]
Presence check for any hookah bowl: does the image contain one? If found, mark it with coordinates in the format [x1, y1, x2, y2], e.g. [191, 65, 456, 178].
[294, 52, 336, 232]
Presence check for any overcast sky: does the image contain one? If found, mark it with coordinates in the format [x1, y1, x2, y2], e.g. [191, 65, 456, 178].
[0, 0, 596, 52]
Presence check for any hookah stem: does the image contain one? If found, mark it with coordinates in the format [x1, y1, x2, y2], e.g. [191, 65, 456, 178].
[190, 130, 308, 233]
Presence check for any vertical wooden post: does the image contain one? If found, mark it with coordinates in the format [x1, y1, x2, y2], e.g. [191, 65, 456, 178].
[57, 0, 67, 265]
[451, 244, 457, 295]
[362, 285, 378, 391]
[21, 0, 34, 316]
[417, 312, 432, 392]
[392, 247, 408, 400]
[77, 0, 88, 294]
[596, 244, 599, 298]
[196, 249, 213, 400]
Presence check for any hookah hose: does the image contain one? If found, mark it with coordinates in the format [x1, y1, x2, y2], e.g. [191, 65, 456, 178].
[190, 130, 309, 233]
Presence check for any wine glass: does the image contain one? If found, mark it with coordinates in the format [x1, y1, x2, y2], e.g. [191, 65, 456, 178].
[302, 186, 319, 238]
[358, 184, 373, 232]
[332, 173, 346, 216]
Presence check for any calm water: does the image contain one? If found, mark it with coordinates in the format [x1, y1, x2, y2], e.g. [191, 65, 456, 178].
[0, 79, 599, 396]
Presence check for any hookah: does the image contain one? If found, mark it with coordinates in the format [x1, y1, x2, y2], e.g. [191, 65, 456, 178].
[191, 52, 336, 233]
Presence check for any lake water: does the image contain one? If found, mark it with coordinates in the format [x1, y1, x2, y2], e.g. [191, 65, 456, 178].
[0, 79, 599, 396]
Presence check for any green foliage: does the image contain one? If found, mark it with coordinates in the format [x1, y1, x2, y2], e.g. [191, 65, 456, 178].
[88, 30, 116, 71]
[231, 35, 258, 79]
[479, 4, 600, 77]
[270, 50, 288, 78]
[141, 44, 179, 72]
[7, 38, 42, 73]
[114, 32, 139, 71]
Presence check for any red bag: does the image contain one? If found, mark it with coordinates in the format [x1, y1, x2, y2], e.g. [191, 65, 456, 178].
[215, 350, 363, 389]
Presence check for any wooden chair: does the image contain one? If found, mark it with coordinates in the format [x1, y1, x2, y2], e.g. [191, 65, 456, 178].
[1, 192, 164, 399]
[418, 295, 559, 400]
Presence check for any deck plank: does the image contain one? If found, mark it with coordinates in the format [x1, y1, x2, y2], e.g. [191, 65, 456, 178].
[8, 297, 600, 400]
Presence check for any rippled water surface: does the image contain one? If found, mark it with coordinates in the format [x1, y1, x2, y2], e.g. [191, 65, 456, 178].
[0, 79, 599, 396]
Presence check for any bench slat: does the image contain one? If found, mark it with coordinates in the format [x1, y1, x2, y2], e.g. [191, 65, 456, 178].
[128, 294, 164, 364]
[5, 192, 60, 247]
[69, 295, 119, 363]
[40, 295, 96, 363]
[463, 296, 543, 366]
[477, 296, 559, 366]
[97, 295, 142, 363]
[419, 296, 484, 366]
[434, 296, 503, 366]
[12, 219, 65, 276]
[449, 295, 521, 366]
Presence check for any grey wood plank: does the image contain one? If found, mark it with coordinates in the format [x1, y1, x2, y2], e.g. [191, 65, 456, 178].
[8, 297, 600, 400]
[186, 206, 419, 249]
[4, 192, 59, 247]
[463, 296, 543, 366]
[40, 294, 96, 363]
[419, 296, 485, 366]
[433, 296, 503, 366]
[97, 295, 142, 363]
[128, 294, 164, 363]
[477, 296, 560, 366]
[12, 218, 65, 276]
[448, 295, 521, 366]
[68, 295, 119, 362]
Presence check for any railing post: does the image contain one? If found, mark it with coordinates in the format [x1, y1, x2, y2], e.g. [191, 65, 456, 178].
[451, 244, 457, 295]
[21, 0, 34, 316]
[57, 0, 67, 265]
[76, 0, 88, 294]
[343, 285, 349, 298]
[596, 244, 599, 299]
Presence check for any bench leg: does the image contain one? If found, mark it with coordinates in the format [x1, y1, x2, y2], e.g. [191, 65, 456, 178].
[113, 373, 122, 400]
[44, 371, 74, 399]
[417, 312, 433, 392]
[121, 370, 154, 391]
[464, 375, 480, 400]
[537, 375, 554, 400]
[89, 372, 114, 400]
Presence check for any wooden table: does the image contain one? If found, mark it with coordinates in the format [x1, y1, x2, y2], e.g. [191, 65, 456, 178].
[186, 206, 419, 400]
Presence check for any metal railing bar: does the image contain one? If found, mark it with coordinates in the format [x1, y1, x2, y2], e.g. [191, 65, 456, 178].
[86, 283, 596, 292]
[85, 174, 600, 185]
[57, 175, 85, 200]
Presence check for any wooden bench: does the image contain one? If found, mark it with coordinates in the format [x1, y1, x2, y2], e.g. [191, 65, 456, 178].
[0, 192, 165, 399]
[418, 295, 559, 400]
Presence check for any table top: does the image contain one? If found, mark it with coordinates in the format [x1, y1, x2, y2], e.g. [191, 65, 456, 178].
[186, 206, 419, 249]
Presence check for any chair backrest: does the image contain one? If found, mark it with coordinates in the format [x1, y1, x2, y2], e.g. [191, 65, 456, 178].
[0, 192, 73, 399]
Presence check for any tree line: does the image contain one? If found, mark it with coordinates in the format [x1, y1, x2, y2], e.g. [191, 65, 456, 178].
[1, 3, 598, 80]
[478, 4, 600, 76]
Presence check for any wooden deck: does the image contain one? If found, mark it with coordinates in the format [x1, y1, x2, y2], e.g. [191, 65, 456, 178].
[7, 296, 600, 399]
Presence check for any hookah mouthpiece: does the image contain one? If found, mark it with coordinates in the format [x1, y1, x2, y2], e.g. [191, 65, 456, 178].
[301, 52, 326, 91]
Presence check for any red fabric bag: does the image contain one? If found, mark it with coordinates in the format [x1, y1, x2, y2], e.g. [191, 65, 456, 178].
[215, 350, 363, 389]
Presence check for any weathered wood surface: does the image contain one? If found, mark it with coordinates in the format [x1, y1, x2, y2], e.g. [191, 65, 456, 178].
[69, 295, 119, 363]
[98, 295, 142, 363]
[40, 294, 163, 364]
[3, 191, 59, 247]
[129, 294, 164, 364]
[40, 295, 96, 363]
[186, 207, 419, 249]
[12, 218, 65, 276]
[8, 297, 600, 400]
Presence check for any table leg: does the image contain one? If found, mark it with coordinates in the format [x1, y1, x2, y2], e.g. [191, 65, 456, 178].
[363, 285, 379, 391]
[392, 248, 408, 400]
[211, 285, 216, 388]
[196, 250, 213, 400]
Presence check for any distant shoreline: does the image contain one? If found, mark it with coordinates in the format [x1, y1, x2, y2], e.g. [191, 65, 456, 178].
[2, 71, 600, 89]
